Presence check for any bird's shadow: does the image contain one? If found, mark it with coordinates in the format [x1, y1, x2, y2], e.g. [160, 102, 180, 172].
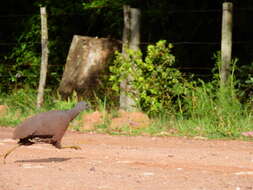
[15, 156, 84, 163]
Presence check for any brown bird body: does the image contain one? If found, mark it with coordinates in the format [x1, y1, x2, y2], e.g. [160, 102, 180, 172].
[3, 101, 89, 163]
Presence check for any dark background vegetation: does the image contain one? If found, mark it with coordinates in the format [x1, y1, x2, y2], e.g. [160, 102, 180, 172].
[0, 0, 252, 95]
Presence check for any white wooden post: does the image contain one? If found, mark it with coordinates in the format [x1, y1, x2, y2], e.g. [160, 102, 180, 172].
[120, 5, 141, 111]
[129, 8, 141, 51]
[37, 7, 49, 108]
[120, 5, 131, 111]
[220, 2, 233, 87]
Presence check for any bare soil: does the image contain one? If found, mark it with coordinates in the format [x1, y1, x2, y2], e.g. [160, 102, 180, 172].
[1, 127, 253, 190]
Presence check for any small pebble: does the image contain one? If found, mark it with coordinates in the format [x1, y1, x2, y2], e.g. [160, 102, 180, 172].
[117, 160, 133, 164]
[143, 172, 154, 176]
[89, 167, 96, 172]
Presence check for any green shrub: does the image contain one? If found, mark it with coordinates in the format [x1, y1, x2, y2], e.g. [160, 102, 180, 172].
[110, 40, 187, 115]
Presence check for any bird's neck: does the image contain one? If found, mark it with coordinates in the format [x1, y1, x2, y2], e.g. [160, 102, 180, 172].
[67, 106, 83, 121]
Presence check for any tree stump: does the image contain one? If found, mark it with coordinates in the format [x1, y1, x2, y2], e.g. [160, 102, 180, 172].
[58, 35, 120, 99]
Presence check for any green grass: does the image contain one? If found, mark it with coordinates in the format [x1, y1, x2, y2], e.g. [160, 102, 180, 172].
[0, 89, 86, 127]
[0, 87, 252, 140]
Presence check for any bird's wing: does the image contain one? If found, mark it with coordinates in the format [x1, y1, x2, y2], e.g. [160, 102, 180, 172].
[13, 114, 43, 139]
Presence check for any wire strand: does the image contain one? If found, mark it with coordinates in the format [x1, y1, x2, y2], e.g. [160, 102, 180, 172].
[0, 8, 253, 18]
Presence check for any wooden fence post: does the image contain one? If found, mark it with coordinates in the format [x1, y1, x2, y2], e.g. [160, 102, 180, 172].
[129, 8, 141, 51]
[120, 5, 131, 111]
[220, 2, 233, 87]
[37, 7, 49, 108]
[120, 5, 141, 111]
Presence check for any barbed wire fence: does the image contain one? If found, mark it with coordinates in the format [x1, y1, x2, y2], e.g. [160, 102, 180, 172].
[0, 7, 253, 82]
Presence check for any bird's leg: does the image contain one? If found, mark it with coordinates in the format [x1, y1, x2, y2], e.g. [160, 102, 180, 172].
[51, 140, 81, 150]
[2, 144, 21, 164]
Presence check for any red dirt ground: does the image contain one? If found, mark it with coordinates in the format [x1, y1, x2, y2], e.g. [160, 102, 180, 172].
[1, 127, 253, 190]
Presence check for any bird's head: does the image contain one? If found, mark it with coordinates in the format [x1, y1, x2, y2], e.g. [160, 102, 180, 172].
[75, 101, 90, 111]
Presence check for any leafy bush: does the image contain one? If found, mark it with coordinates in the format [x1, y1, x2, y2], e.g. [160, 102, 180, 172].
[1, 15, 41, 92]
[236, 62, 253, 104]
[110, 40, 187, 115]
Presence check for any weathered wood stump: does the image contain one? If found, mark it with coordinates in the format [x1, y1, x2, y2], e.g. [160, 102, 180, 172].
[58, 35, 120, 99]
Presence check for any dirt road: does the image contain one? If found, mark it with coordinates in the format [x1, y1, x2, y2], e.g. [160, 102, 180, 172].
[1, 127, 253, 190]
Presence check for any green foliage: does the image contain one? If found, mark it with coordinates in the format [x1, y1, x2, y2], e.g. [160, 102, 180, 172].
[109, 41, 253, 138]
[0, 89, 38, 126]
[87, 64, 120, 110]
[177, 54, 253, 138]
[51, 91, 79, 110]
[1, 89, 37, 113]
[236, 62, 253, 103]
[180, 80, 251, 138]
[2, 15, 41, 91]
[83, 0, 129, 9]
[110, 40, 186, 115]
[1, 1, 88, 93]
[2, 12, 62, 92]
[0, 89, 87, 127]
[0, 35, 252, 139]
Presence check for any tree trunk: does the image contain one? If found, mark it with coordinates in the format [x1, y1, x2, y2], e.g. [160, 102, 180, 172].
[58, 36, 120, 99]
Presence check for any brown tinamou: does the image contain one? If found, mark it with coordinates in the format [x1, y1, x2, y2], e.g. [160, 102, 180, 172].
[3, 101, 89, 163]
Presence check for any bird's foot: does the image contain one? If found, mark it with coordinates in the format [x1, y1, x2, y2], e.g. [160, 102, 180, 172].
[62, 145, 81, 150]
[2, 144, 21, 164]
